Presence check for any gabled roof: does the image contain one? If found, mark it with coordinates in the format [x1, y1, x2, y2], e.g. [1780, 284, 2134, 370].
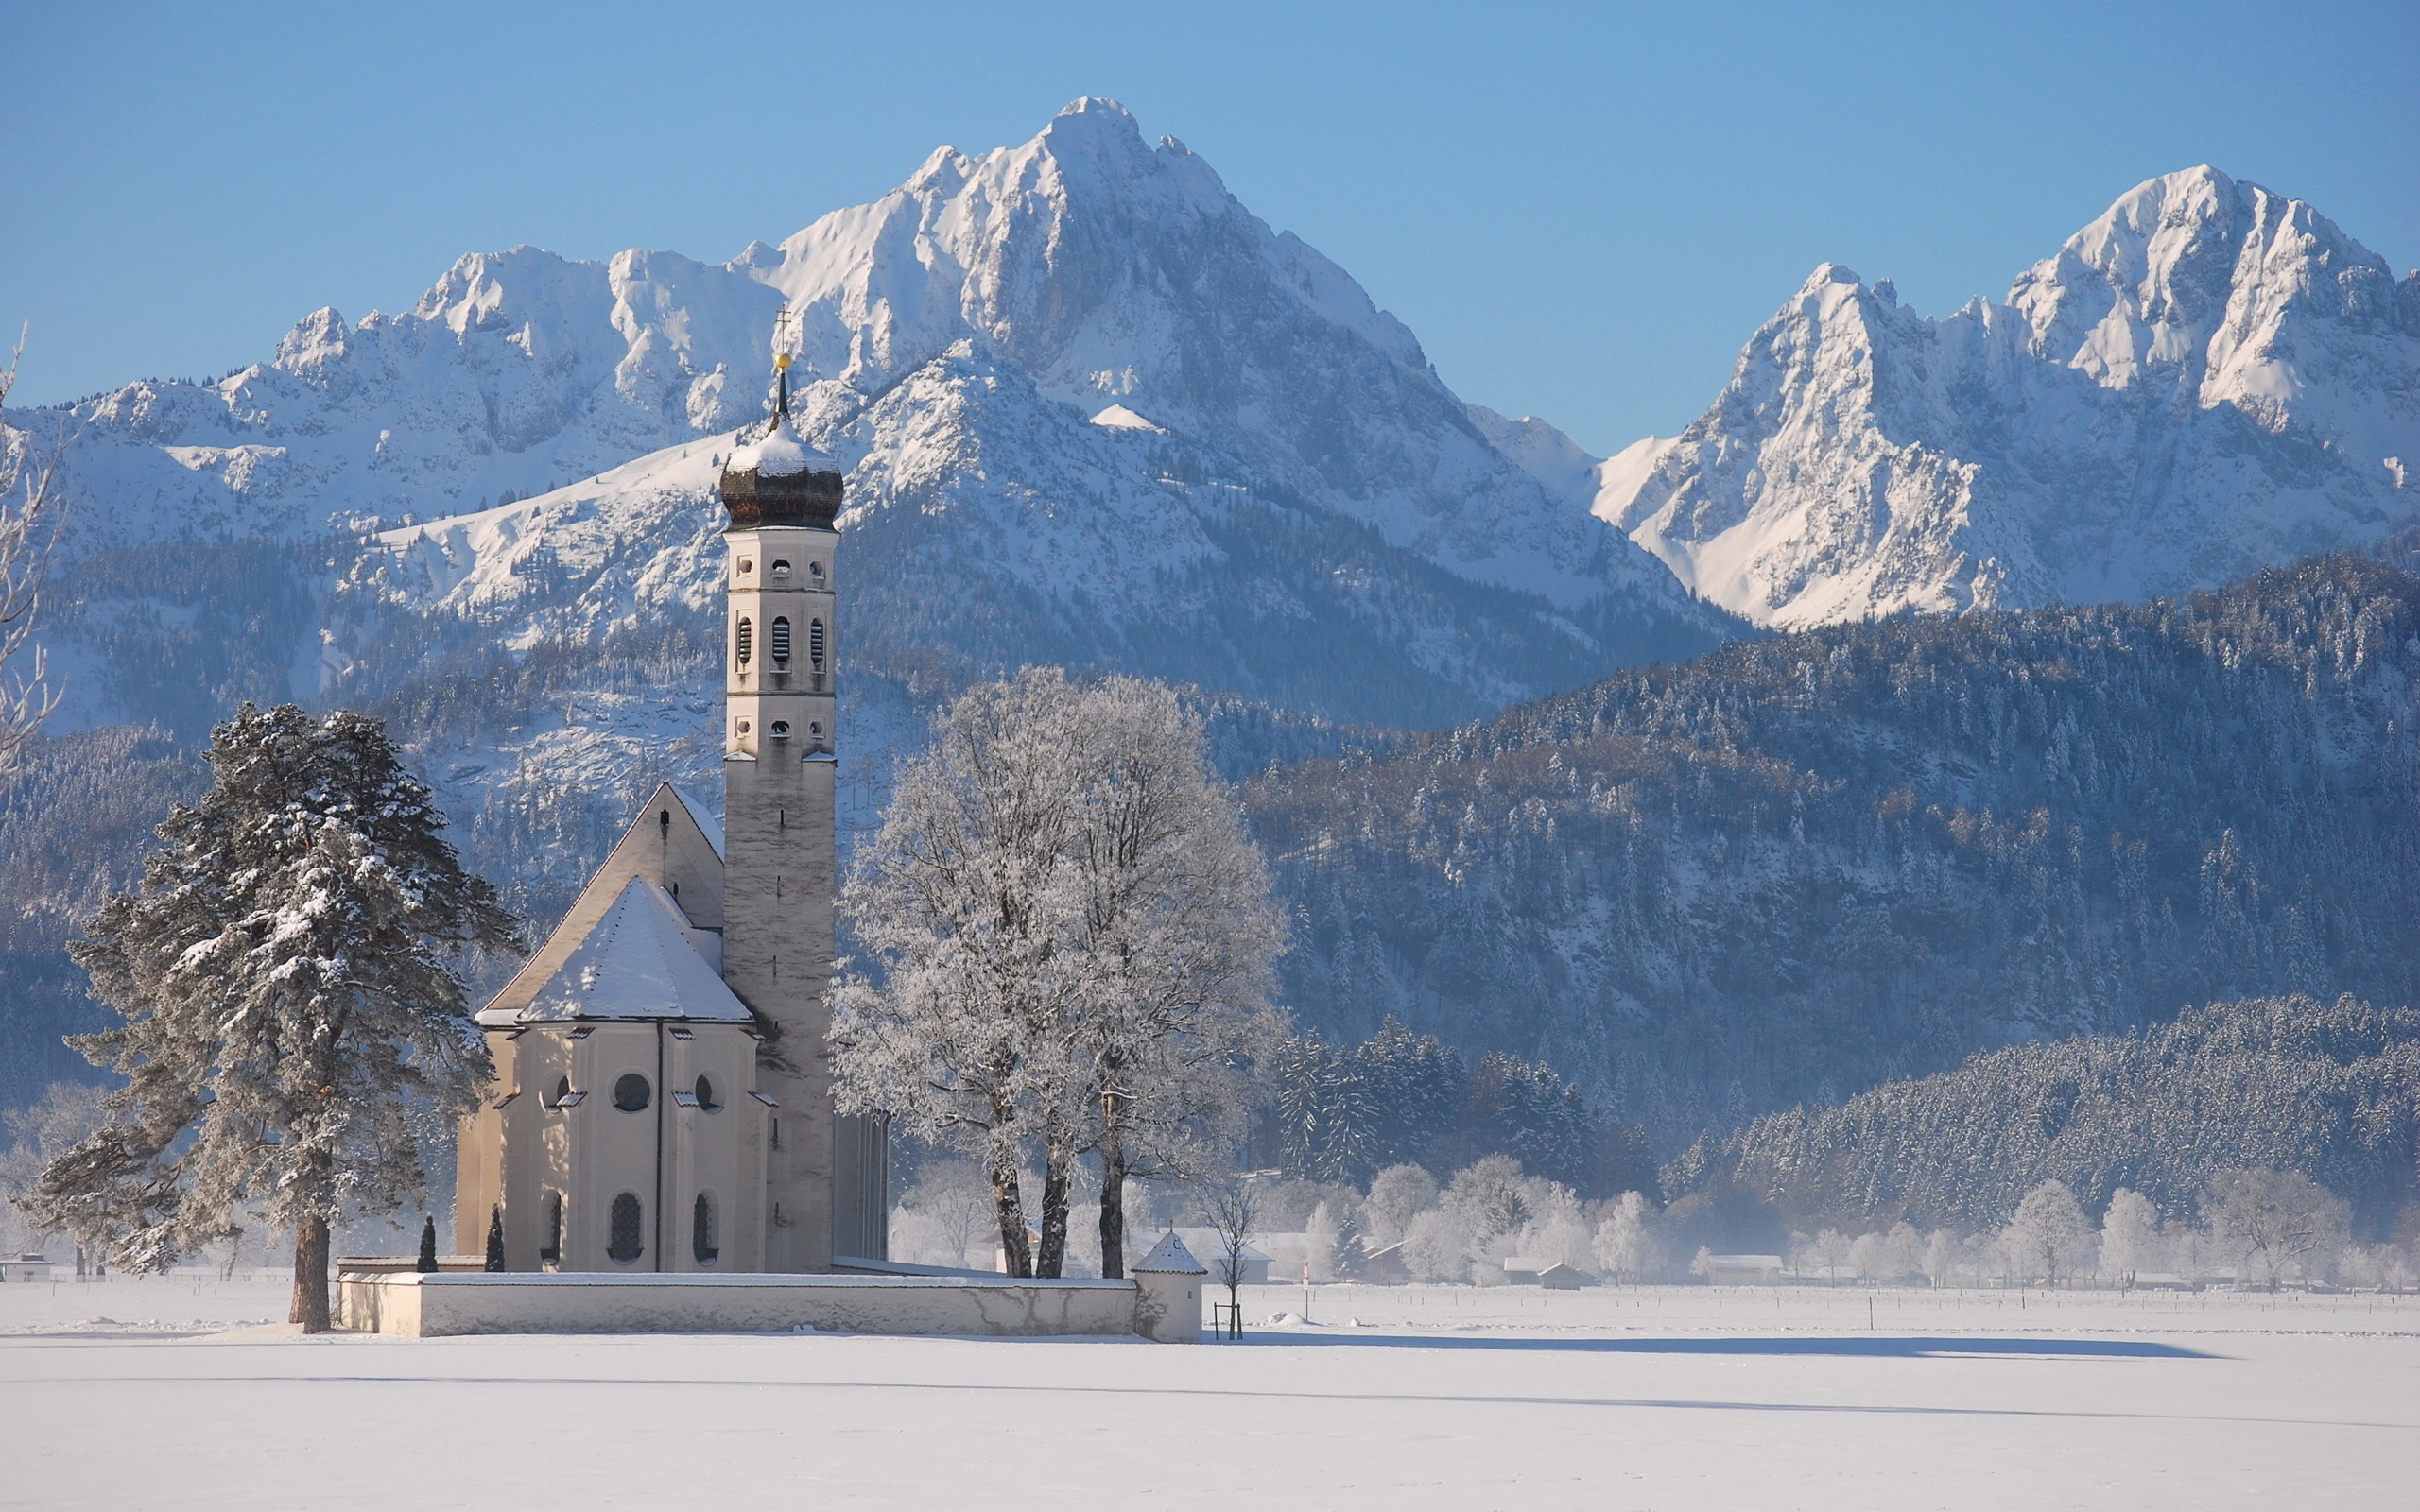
[479, 781, 730, 1024]
[480, 877, 752, 1025]
[673, 784, 726, 862]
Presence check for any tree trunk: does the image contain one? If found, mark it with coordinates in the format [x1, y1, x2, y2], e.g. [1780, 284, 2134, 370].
[1034, 1131, 1071, 1278]
[989, 1144, 1032, 1279]
[1098, 1120, 1128, 1280]
[292, 1215, 332, 1334]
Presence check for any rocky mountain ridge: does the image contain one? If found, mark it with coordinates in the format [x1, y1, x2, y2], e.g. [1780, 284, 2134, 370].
[1591, 167, 2420, 627]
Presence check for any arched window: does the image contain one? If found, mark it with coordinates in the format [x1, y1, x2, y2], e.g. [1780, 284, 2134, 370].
[769, 616, 791, 664]
[695, 1074, 719, 1111]
[769, 720, 791, 739]
[613, 1073, 651, 1113]
[608, 1194, 644, 1263]
[808, 560, 825, 587]
[540, 1190, 562, 1263]
[770, 559, 791, 579]
[809, 619, 826, 672]
[735, 617, 753, 666]
[544, 1075, 572, 1110]
[693, 1193, 719, 1265]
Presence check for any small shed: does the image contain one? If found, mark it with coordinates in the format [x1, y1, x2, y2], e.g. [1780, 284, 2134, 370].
[1358, 1242, 1410, 1285]
[1536, 1262, 1588, 1290]
[1498, 1256, 1544, 1286]
[3, 1254, 53, 1283]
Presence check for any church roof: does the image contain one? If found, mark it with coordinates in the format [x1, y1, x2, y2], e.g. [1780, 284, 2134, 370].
[670, 783, 725, 860]
[477, 877, 753, 1026]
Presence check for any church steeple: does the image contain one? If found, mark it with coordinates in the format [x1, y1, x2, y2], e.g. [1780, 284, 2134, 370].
[713, 317, 885, 1268]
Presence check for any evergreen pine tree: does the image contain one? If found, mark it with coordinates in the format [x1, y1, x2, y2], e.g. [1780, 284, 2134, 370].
[416, 1215, 439, 1273]
[25, 704, 519, 1332]
[484, 1205, 506, 1272]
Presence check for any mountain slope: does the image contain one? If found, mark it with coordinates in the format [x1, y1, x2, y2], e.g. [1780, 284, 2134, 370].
[1677, 994, 2420, 1235]
[1598, 168, 2420, 627]
[1244, 554, 2420, 1147]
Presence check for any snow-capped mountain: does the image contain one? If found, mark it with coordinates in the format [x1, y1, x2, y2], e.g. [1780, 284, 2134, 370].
[1596, 168, 2420, 627]
[22, 98, 1729, 745]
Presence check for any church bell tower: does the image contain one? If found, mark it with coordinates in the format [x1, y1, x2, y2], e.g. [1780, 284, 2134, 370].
[717, 339, 886, 1267]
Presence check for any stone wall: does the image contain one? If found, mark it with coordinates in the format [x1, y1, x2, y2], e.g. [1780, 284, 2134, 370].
[338, 1269, 1199, 1340]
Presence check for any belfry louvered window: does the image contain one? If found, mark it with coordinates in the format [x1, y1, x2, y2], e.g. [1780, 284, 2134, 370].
[608, 1193, 643, 1263]
[693, 1193, 719, 1264]
[735, 617, 752, 666]
[809, 619, 826, 672]
[770, 616, 792, 664]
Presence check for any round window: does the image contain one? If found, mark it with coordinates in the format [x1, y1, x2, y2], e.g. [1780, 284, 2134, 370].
[695, 1074, 718, 1111]
[546, 1075, 571, 1109]
[613, 1073, 651, 1113]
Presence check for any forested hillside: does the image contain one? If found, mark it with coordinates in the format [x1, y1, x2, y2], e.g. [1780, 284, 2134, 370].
[1671, 994, 2420, 1236]
[1247, 556, 2420, 1148]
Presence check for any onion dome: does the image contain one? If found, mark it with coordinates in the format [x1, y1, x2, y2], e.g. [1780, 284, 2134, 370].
[719, 354, 842, 529]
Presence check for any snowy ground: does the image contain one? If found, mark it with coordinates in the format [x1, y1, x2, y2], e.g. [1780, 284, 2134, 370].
[2, 1275, 2411, 1509]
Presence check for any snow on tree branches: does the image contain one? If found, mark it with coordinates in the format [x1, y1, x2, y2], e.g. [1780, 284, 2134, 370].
[25, 704, 519, 1332]
[832, 669, 1286, 1278]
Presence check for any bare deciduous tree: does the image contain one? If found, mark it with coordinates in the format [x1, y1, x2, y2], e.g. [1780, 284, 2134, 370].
[2203, 1169, 2351, 1292]
[1199, 1173, 1262, 1332]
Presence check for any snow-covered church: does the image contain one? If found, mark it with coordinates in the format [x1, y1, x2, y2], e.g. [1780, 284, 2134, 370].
[453, 352, 888, 1273]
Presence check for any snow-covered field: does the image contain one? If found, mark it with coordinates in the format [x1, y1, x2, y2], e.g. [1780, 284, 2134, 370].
[2, 1276, 2411, 1509]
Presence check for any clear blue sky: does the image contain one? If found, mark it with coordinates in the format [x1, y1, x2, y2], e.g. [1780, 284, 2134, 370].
[4, 0, 2412, 455]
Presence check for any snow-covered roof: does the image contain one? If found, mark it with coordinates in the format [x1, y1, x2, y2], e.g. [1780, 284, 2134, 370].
[1132, 1232, 1206, 1275]
[669, 783, 724, 860]
[479, 877, 752, 1025]
[727, 413, 836, 477]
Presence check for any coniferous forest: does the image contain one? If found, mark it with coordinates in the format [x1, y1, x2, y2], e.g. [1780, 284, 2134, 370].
[1248, 555, 2420, 1159]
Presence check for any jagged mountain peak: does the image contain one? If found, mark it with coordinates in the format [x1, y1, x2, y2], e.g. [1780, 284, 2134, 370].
[1599, 167, 2419, 627]
[18, 102, 1736, 758]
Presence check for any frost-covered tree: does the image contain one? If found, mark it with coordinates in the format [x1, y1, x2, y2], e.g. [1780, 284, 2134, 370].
[2202, 1169, 2351, 1292]
[893, 1159, 1001, 1270]
[834, 673, 1084, 1276]
[835, 670, 1284, 1279]
[1592, 1190, 1658, 1282]
[2100, 1188, 2163, 1284]
[1305, 1200, 1345, 1282]
[2006, 1180, 2097, 1286]
[1059, 677, 1286, 1278]
[1443, 1154, 1530, 1266]
[0, 334, 63, 774]
[0, 1083, 110, 1257]
[1363, 1162, 1439, 1245]
[1401, 1208, 1471, 1282]
[24, 705, 517, 1331]
[1801, 1228, 1854, 1284]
